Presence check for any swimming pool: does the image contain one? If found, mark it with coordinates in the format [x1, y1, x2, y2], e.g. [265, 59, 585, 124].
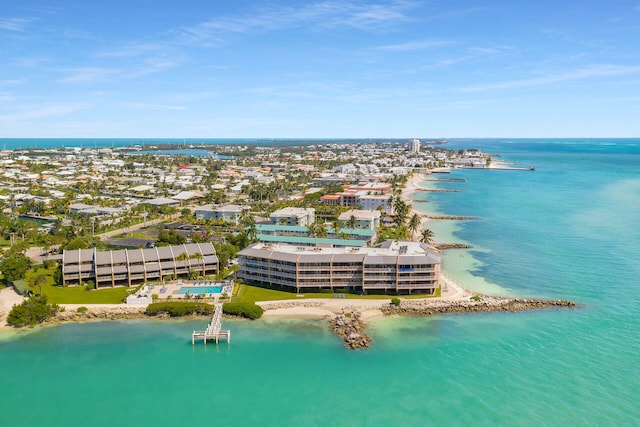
[174, 286, 223, 296]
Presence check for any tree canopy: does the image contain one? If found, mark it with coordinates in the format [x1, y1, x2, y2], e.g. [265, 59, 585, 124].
[7, 295, 60, 327]
[0, 253, 33, 282]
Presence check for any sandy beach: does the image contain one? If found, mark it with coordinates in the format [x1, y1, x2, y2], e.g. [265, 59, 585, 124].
[401, 172, 433, 236]
[0, 287, 25, 330]
[257, 274, 471, 320]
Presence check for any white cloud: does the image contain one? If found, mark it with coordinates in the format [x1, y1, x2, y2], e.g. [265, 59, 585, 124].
[175, 1, 416, 46]
[96, 42, 168, 58]
[0, 104, 84, 122]
[0, 91, 15, 102]
[57, 67, 120, 84]
[456, 64, 640, 93]
[57, 58, 179, 84]
[0, 17, 35, 32]
[121, 102, 186, 111]
[377, 39, 454, 51]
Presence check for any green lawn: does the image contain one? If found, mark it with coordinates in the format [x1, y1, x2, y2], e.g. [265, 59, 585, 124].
[232, 284, 299, 303]
[111, 231, 153, 240]
[233, 283, 441, 303]
[42, 283, 131, 304]
[24, 267, 132, 304]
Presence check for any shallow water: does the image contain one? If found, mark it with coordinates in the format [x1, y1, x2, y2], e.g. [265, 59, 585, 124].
[2, 139, 639, 426]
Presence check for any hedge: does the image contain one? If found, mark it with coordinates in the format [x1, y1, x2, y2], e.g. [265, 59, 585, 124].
[222, 302, 264, 320]
[145, 302, 214, 317]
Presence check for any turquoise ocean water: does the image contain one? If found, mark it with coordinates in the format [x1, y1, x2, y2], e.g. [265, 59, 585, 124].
[2, 139, 639, 426]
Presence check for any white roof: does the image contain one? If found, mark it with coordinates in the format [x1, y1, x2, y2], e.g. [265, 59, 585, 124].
[172, 191, 203, 201]
[130, 185, 155, 192]
[338, 209, 381, 220]
[245, 240, 438, 259]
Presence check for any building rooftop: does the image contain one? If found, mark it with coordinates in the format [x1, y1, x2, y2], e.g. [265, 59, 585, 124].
[270, 207, 315, 217]
[338, 209, 381, 220]
[243, 240, 439, 260]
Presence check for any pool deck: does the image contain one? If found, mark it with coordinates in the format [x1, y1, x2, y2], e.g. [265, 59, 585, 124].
[142, 281, 233, 301]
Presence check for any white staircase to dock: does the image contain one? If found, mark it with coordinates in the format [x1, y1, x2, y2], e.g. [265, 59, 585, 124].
[192, 303, 231, 346]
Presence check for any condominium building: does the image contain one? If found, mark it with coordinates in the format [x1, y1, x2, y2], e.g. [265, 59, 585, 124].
[338, 209, 381, 231]
[61, 243, 218, 288]
[321, 191, 393, 214]
[194, 204, 247, 224]
[238, 240, 440, 294]
[408, 139, 421, 153]
[254, 223, 375, 246]
[269, 207, 315, 226]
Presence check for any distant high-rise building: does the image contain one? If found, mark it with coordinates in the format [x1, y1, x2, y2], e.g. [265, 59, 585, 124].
[408, 139, 421, 153]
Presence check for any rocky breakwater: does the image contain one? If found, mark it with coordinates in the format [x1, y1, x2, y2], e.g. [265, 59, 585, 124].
[381, 296, 576, 316]
[330, 309, 372, 350]
[52, 306, 147, 323]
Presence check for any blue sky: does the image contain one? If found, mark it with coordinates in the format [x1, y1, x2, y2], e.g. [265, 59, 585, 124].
[1, 0, 640, 138]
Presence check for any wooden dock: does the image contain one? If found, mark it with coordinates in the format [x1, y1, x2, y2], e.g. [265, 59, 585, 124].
[192, 303, 231, 346]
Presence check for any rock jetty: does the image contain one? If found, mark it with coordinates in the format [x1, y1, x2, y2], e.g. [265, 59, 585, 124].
[381, 296, 576, 316]
[330, 310, 372, 350]
[434, 243, 472, 250]
[416, 189, 462, 193]
[427, 215, 478, 220]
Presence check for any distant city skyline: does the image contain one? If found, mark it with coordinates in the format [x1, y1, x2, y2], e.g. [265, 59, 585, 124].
[1, 0, 639, 138]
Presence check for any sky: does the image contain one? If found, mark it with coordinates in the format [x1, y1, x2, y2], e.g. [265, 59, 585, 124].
[1, 0, 640, 138]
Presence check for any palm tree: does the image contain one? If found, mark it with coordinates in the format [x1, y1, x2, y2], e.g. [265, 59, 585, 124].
[307, 223, 319, 246]
[408, 213, 422, 240]
[420, 228, 435, 244]
[32, 273, 48, 296]
[190, 252, 205, 277]
[307, 223, 327, 246]
[316, 223, 327, 240]
[347, 215, 357, 230]
[394, 201, 409, 228]
[332, 221, 340, 237]
[175, 252, 189, 276]
[247, 223, 258, 242]
[397, 225, 410, 240]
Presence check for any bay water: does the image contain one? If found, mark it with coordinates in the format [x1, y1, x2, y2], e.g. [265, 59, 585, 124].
[2, 139, 639, 426]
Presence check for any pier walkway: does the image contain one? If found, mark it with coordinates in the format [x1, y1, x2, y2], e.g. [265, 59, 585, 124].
[192, 303, 231, 346]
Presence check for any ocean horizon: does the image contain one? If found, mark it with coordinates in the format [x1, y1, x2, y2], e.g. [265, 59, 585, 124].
[2, 138, 639, 426]
[1, 137, 638, 151]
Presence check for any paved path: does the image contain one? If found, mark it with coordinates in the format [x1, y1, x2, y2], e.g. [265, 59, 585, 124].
[96, 214, 179, 241]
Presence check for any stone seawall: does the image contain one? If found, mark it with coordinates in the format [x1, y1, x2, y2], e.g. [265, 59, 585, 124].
[257, 301, 325, 310]
[51, 306, 147, 323]
[382, 297, 576, 316]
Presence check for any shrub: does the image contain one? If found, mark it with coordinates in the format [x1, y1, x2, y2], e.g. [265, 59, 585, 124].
[391, 297, 401, 306]
[222, 302, 264, 320]
[7, 296, 60, 327]
[145, 302, 214, 317]
[151, 294, 159, 300]
[470, 295, 482, 301]
[77, 306, 88, 313]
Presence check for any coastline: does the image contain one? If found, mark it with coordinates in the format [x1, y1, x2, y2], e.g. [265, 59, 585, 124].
[1, 170, 574, 340]
[0, 171, 554, 334]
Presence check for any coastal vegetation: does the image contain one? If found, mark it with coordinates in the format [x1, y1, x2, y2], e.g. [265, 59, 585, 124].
[145, 302, 214, 317]
[0, 253, 32, 282]
[222, 302, 264, 320]
[7, 295, 61, 327]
